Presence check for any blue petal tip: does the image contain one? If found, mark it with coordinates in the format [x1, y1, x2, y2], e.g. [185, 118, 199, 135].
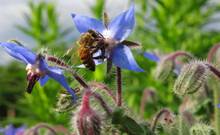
[71, 13, 76, 18]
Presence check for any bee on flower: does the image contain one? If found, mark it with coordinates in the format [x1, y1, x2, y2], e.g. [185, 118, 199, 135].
[71, 4, 144, 72]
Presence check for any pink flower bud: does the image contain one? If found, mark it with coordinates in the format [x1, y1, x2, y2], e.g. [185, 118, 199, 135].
[75, 91, 101, 135]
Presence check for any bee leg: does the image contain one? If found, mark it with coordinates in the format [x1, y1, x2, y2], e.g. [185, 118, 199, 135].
[100, 47, 106, 59]
[93, 56, 107, 59]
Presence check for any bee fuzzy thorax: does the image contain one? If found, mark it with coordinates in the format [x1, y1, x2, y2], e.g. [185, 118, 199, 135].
[77, 30, 107, 71]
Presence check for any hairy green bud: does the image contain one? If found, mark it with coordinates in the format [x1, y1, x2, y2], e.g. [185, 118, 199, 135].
[190, 123, 215, 135]
[155, 59, 174, 81]
[173, 61, 209, 96]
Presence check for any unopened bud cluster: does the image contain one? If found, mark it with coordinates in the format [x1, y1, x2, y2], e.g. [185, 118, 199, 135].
[173, 61, 210, 96]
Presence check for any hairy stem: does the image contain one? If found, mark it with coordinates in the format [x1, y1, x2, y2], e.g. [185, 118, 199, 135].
[46, 55, 90, 89]
[166, 51, 193, 61]
[206, 64, 220, 79]
[46, 55, 68, 67]
[140, 89, 155, 116]
[206, 73, 220, 135]
[82, 90, 92, 109]
[72, 72, 89, 89]
[28, 123, 57, 135]
[82, 88, 112, 117]
[92, 91, 112, 116]
[89, 82, 117, 103]
[150, 109, 171, 132]
[116, 67, 122, 106]
[207, 43, 220, 62]
[212, 78, 220, 135]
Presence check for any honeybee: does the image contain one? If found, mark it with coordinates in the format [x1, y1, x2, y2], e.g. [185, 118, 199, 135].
[77, 29, 141, 72]
[77, 29, 106, 71]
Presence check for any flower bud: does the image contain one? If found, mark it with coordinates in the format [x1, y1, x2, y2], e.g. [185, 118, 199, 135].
[56, 88, 80, 112]
[173, 61, 209, 96]
[74, 91, 101, 135]
[155, 58, 174, 81]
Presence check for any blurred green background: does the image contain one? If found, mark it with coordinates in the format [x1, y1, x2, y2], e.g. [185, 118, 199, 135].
[0, 0, 220, 130]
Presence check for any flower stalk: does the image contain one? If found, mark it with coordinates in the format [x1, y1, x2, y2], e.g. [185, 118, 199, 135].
[26, 123, 58, 135]
[150, 108, 173, 132]
[212, 78, 220, 135]
[165, 51, 193, 61]
[207, 43, 220, 62]
[116, 67, 122, 106]
[140, 89, 156, 116]
[89, 82, 116, 103]
[92, 91, 112, 116]
[46, 55, 90, 89]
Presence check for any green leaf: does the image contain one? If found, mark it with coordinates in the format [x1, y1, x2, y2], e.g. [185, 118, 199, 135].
[91, 0, 105, 19]
[111, 107, 125, 125]
[121, 115, 145, 135]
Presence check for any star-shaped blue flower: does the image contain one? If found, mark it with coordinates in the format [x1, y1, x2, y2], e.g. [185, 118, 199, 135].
[71, 5, 143, 72]
[0, 41, 76, 101]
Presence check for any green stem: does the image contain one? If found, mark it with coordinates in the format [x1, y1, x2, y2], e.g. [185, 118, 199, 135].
[151, 108, 171, 132]
[211, 76, 220, 135]
[206, 64, 220, 135]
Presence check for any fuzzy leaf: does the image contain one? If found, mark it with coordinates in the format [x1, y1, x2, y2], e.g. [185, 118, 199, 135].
[121, 115, 145, 135]
[111, 108, 125, 125]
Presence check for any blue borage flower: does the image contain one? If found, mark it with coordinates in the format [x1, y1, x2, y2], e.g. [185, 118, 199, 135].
[71, 4, 144, 72]
[1, 125, 26, 135]
[143, 52, 181, 75]
[0, 41, 76, 101]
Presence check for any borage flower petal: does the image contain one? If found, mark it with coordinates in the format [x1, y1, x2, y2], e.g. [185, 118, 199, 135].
[0, 42, 36, 64]
[143, 52, 160, 62]
[108, 5, 135, 41]
[47, 67, 76, 101]
[39, 75, 50, 86]
[111, 44, 144, 72]
[71, 14, 105, 33]
[4, 125, 26, 135]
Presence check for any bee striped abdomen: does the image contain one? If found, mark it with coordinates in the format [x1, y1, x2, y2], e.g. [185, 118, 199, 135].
[78, 47, 95, 71]
[78, 32, 96, 71]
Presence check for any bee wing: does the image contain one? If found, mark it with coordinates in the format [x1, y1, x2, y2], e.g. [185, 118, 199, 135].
[121, 40, 141, 49]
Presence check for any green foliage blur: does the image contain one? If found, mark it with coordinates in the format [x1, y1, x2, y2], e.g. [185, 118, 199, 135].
[1, 0, 220, 132]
